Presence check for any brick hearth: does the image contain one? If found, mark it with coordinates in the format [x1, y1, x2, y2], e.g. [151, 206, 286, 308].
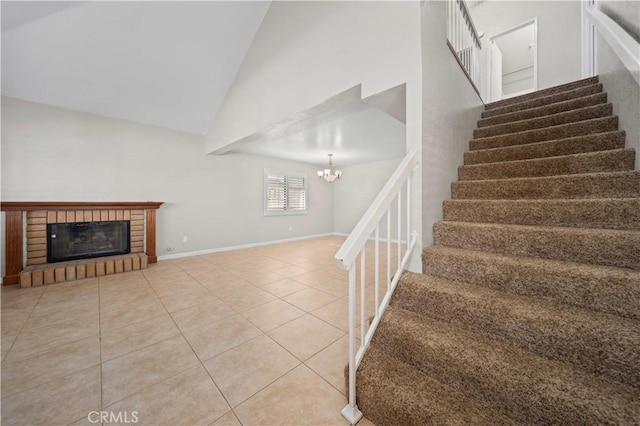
[1, 201, 163, 286]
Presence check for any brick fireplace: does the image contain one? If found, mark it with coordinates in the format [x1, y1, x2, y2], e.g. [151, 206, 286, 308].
[1, 201, 163, 286]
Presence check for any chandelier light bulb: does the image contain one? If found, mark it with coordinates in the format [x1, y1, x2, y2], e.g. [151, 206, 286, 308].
[317, 154, 342, 182]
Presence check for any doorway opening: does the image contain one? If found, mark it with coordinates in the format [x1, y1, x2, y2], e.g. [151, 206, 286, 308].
[490, 18, 538, 102]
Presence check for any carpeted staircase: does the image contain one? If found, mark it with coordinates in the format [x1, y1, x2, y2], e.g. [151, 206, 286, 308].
[353, 76, 640, 425]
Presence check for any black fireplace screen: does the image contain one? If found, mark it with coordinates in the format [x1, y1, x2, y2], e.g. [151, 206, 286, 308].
[47, 221, 130, 263]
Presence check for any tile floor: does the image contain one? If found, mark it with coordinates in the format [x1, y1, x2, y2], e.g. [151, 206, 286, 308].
[1, 235, 393, 425]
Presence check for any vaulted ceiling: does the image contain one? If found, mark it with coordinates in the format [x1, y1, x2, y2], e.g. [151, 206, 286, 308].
[1, 1, 270, 135]
[2, 1, 406, 167]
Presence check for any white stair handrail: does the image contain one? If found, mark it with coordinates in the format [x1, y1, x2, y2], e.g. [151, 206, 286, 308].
[336, 148, 420, 425]
[584, 5, 640, 85]
[334, 149, 419, 270]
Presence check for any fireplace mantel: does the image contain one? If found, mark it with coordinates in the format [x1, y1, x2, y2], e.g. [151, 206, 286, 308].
[1, 201, 163, 285]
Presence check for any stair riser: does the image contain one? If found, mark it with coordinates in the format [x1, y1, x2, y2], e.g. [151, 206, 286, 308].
[470, 117, 619, 151]
[443, 199, 640, 230]
[477, 93, 608, 128]
[451, 171, 640, 200]
[433, 222, 640, 269]
[393, 276, 640, 387]
[474, 104, 612, 139]
[458, 149, 635, 181]
[482, 84, 604, 119]
[422, 248, 640, 320]
[485, 77, 599, 111]
[373, 308, 640, 425]
[464, 131, 625, 165]
[354, 349, 515, 426]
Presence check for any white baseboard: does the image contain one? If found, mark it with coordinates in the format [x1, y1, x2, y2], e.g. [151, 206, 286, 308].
[157, 232, 339, 261]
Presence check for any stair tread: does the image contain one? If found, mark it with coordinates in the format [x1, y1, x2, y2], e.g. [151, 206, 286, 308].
[458, 148, 635, 181]
[395, 271, 640, 387]
[474, 103, 612, 139]
[356, 348, 516, 426]
[469, 116, 618, 151]
[485, 76, 599, 110]
[451, 170, 640, 200]
[477, 92, 608, 128]
[422, 245, 640, 319]
[482, 83, 604, 119]
[443, 198, 640, 230]
[464, 131, 626, 165]
[433, 220, 640, 269]
[373, 306, 640, 425]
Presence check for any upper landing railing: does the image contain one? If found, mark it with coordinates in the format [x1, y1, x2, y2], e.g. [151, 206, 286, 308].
[335, 149, 419, 425]
[447, 0, 482, 94]
[583, 3, 640, 86]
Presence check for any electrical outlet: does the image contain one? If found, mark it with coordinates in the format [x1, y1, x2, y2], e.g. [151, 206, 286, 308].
[182, 236, 188, 243]
[288, 226, 293, 231]
[166, 247, 172, 252]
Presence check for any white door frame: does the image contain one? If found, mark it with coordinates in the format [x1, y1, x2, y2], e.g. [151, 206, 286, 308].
[581, 0, 598, 78]
[489, 17, 539, 101]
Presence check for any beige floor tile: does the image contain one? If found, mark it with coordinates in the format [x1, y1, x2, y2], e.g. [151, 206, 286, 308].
[8, 314, 100, 359]
[204, 334, 300, 407]
[182, 314, 262, 361]
[311, 298, 351, 332]
[271, 265, 309, 278]
[100, 297, 167, 331]
[250, 258, 290, 271]
[305, 335, 350, 394]
[159, 287, 214, 313]
[283, 288, 337, 312]
[102, 335, 199, 406]
[1, 334, 17, 361]
[240, 270, 285, 287]
[2, 335, 100, 397]
[261, 278, 309, 298]
[1, 285, 45, 309]
[210, 410, 242, 426]
[1, 365, 101, 426]
[170, 298, 236, 333]
[311, 278, 349, 298]
[268, 314, 345, 361]
[105, 365, 229, 426]
[218, 286, 277, 312]
[1, 308, 33, 336]
[192, 270, 238, 288]
[151, 279, 207, 299]
[205, 277, 254, 299]
[100, 285, 158, 310]
[290, 270, 334, 286]
[241, 299, 305, 332]
[25, 300, 99, 331]
[234, 364, 348, 426]
[101, 313, 181, 361]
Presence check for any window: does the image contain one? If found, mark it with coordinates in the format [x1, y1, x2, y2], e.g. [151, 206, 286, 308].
[264, 170, 307, 215]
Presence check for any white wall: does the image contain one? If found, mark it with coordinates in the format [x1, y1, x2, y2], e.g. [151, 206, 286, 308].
[470, 1, 582, 101]
[1, 97, 334, 276]
[596, 35, 640, 168]
[204, 1, 422, 155]
[596, 1, 640, 168]
[422, 0, 484, 248]
[599, 0, 640, 42]
[205, 0, 423, 271]
[332, 158, 402, 235]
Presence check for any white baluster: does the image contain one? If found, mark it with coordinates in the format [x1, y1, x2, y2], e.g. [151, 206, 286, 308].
[360, 250, 366, 344]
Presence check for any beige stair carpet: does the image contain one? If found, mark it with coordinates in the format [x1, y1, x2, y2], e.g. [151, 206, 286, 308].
[351, 76, 640, 425]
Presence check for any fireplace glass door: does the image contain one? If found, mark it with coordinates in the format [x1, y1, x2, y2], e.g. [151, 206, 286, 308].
[47, 221, 130, 263]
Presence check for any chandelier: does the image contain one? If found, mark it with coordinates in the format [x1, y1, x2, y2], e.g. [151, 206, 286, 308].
[317, 154, 342, 182]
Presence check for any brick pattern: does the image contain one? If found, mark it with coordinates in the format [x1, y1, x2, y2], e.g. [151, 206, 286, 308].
[20, 253, 148, 288]
[26, 209, 145, 266]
